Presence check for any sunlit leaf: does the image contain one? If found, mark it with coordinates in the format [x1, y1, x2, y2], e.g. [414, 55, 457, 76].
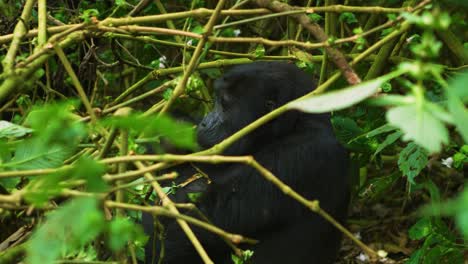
[289, 70, 405, 113]
[387, 105, 449, 153]
[0, 120, 33, 138]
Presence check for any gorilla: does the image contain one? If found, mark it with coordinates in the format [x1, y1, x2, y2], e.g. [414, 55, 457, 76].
[142, 61, 349, 264]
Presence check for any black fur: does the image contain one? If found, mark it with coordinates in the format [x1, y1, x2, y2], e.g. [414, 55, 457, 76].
[142, 61, 349, 264]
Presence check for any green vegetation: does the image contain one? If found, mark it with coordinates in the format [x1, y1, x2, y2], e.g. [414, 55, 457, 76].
[0, 0, 467, 263]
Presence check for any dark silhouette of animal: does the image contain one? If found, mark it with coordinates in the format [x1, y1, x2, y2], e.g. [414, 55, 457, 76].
[143, 61, 349, 264]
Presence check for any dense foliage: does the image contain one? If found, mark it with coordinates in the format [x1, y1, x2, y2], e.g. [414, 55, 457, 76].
[0, 0, 467, 263]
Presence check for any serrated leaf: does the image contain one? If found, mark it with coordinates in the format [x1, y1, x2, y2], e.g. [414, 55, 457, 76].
[289, 70, 405, 113]
[387, 105, 449, 153]
[9, 141, 74, 170]
[398, 143, 429, 183]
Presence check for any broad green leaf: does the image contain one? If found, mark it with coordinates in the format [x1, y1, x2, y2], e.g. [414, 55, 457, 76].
[449, 71, 468, 102]
[373, 131, 403, 157]
[339, 12, 358, 24]
[288, 70, 405, 113]
[454, 189, 468, 238]
[254, 44, 265, 58]
[398, 143, 429, 183]
[358, 172, 399, 201]
[7, 142, 74, 170]
[24, 101, 86, 147]
[26, 197, 104, 264]
[453, 151, 467, 169]
[71, 157, 107, 192]
[387, 105, 449, 153]
[350, 124, 397, 142]
[0, 120, 33, 138]
[24, 170, 69, 206]
[446, 84, 468, 143]
[407, 248, 424, 264]
[409, 217, 432, 240]
[331, 116, 370, 152]
[0, 139, 11, 164]
[104, 114, 197, 150]
[108, 218, 145, 251]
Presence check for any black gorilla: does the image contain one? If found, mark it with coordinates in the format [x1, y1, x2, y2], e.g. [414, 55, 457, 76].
[143, 61, 349, 264]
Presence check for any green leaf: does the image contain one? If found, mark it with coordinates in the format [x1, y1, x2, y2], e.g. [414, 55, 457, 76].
[0, 120, 33, 138]
[115, 0, 126, 6]
[71, 157, 108, 192]
[26, 197, 104, 264]
[9, 142, 74, 170]
[331, 116, 371, 152]
[446, 80, 468, 143]
[103, 114, 197, 151]
[23, 171, 66, 206]
[373, 131, 403, 157]
[407, 248, 424, 264]
[80, 9, 99, 23]
[398, 143, 428, 183]
[307, 13, 322, 22]
[108, 218, 145, 251]
[409, 217, 432, 240]
[254, 44, 265, 58]
[387, 105, 449, 153]
[449, 71, 468, 102]
[289, 70, 405, 113]
[339, 12, 358, 24]
[358, 124, 398, 139]
[453, 152, 467, 169]
[454, 189, 468, 238]
[358, 172, 399, 201]
[24, 101, 86, 147]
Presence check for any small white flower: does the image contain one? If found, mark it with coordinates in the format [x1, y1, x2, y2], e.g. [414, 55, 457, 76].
[354, 232, 361, 240]
[377, 250, 388, 258]
[233, 29, 241, 37]
[441, 157, 453, 168]
[406, 35, 417, 43]
[159, 56, 167, 68]
[356, 252, 369, 262]
[186, 39, 193, 46]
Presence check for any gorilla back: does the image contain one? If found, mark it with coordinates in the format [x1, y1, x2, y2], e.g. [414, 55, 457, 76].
[143, 61, 349, 264]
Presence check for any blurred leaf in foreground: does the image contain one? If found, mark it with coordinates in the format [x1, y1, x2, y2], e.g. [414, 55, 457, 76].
[26, 197, 104, 264]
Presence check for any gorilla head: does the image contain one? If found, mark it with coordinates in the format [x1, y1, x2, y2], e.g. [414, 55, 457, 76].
[197, 61, 318, 155]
